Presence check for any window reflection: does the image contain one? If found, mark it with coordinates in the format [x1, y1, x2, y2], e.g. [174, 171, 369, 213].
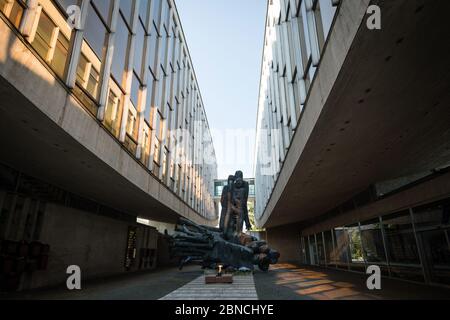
[141, 124, 151, 167]
[360, 218, 389, 275]
[333, 227, 349, 269]
[382, 211, 424, 282]
[0, 0, 24, 28]
[124, 103, 138, 155]
[119, 0, 134, 27]
[31, 10, 70, 79]
[309, 235, 318, 265]
[414, 201, 450, 285]
[92, 0, 112, 23]
[315, 233, 326, 265]
[323, 230, 334, 266]
[104, 85, 123, 138]
[346, 224, 365, 272]
[111, 14, 130, 87]
[84, 4, 107, 61]
[318, 0, 336, 41]
[74, 3, 107, 114]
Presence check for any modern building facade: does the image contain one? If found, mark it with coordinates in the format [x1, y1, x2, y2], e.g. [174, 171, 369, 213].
[254, 0, 450, 287]
[0, 0, 217, 291]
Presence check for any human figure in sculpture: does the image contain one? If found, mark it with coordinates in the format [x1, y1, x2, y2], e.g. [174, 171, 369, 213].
[233, 171, 252, 232]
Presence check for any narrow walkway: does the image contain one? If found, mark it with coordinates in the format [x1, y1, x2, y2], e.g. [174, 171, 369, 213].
[160, 274, 258, 300]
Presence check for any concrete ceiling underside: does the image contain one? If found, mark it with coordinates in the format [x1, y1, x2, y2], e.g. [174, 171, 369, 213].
[0, 76, 180, 224]
[263, 0, 450, 228]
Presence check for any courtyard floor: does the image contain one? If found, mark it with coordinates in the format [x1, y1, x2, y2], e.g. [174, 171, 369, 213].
[2, 263, 450, 300]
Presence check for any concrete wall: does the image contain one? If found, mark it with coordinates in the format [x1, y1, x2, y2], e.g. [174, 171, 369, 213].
[25, 203, 157, 290]
[266, 223, 302, 263]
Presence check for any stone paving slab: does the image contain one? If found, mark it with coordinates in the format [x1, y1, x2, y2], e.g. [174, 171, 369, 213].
[160, 275, 258, 300]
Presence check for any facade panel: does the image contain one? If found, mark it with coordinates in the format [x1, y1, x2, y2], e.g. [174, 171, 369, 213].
[255, 0, 338, 220]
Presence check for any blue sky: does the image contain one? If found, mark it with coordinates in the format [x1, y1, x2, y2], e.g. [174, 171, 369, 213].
[175, 0, 267, 179]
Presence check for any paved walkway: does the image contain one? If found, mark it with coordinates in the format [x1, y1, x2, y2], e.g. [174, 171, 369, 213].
[1, 266, 203, 300]
[160, 274, 257, 300]
[254, 263, 450, 300]
[2, 263, 450, 300]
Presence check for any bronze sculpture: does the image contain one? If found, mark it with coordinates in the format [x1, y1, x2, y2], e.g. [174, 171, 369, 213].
[170, 171, 280, 272]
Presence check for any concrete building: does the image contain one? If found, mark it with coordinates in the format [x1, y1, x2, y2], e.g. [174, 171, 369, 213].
[0, 0, 217, 291]
[254, 0, 450, 287]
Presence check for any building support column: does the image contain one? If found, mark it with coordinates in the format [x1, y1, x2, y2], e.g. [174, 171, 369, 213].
[266, 223, 302, 263]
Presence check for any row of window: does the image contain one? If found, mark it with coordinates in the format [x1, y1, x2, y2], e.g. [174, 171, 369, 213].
[300, 198, 450, 286]
[255, 0, 339, 219]
[0, 0, 25, 29]
[1, 0, 218, 219]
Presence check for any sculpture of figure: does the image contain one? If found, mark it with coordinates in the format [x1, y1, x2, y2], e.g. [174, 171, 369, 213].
[170, 217, 280, 272]
[219, 175, 235, 232]
[233, 171, 252, 232]
[169, 170, 279, 272]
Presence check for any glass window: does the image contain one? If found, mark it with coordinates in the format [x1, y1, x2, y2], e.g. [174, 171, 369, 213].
[111, 14, 130, 87]
[144, 75, 156, 123]
[162, 0, 171, 35]
[126, 105, 138, 139]
[53, 32, 70, 78]
[324, 230, 334, 266]
[74, 3, 107, 113]
[309, 235, 318, 265]
[304, 236, 311, 265]
[383, 211, 424, 282]
[104, 88, 123, 138]
[139, 0, 150, 30]
[312, 0, 325, 51]
[86, 65, 100, 97]
[130, 72, 141, 108]
[316, 233, 326, 265]
[141, 124, 151, 167]
[84, 3, 108, 61]
[249, 184, 255, 196]
[119, 0, 134, 27]
[333, 227, 349, 269]
[0, 0, 24, 28]
[318, 0, 336, 41]
[159, 35, 169, 75]
[32, 12, 55, 57]
[30, 10, 70, 79]
[75, 53, 100, 114]
[346, 223, 365, 272]
[151, 0, 162, 31]
[134, 21, 146, 78]
[148, 32, 159, 76]
[55, 0, 78, 11]
[360, 218, 389, 276]
[414, 200, 450, 285]
[153, 111, 163, 165]
[92, 0, 112, 23]
[299, 1, 311, 74]
[124, 104, 138, 154]
[162, 148, 168, 181]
